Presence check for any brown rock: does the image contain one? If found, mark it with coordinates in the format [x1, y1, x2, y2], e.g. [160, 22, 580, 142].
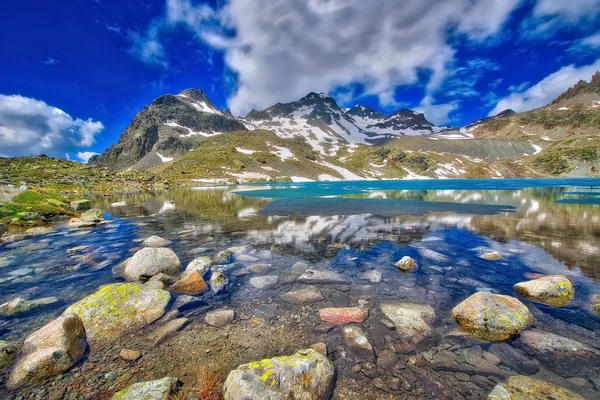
[169, 271, 208, 295]
[119, 349, 141, 361]
[318, 307, 367, 325]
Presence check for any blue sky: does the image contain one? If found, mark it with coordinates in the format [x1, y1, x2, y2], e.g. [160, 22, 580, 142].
[1, 0, 599, 161]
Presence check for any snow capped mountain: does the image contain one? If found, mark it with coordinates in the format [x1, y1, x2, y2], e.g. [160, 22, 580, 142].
[243, 93, 454, 155]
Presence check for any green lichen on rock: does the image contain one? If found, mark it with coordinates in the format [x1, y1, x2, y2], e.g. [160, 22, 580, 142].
[513, 275, 574, 307]
[451, 292, 535, 341]
[64, 283, 170, 340]
[223, 349, 335, 400]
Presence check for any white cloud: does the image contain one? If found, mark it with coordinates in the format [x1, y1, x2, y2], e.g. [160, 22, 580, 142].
[76, 151, 100, 163]
[524, 0, 600, 37]
[128, 19, 169, 69]
[157, 0, 521, 120]
[43, 57, 59, 65]
[0, 94, 104, 158]
[416, 96, 459, 126]
[571, 31, 600, 52]
[489, 59, 600, 115]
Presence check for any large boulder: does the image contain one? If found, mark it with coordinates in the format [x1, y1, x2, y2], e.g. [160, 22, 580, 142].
[81, 208, 104, 223]
[63, 283, 170, 340]
[451, 292, 534, 341]
[513, 329, 600, 379]
[489, 375, 584, 400]
[112, 377, 179, 400]
[0, 296, 58, 317]
[513, 275, 574, 307]
[380, 302, 435, 346]
[123, 248, 182, 281]
[223, 349, 335, 400]
[7, 314, 86, 388]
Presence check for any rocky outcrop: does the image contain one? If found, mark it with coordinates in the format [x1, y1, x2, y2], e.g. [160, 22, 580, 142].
[123, 248, 182, 281]
[63, 283, 170, 340]
[489, 375, 584, 400]
[0, 296, 58, 317]
[7, 314, 86, 388]
[112, 377, 179, 400]
[380, 302, 436, 347]
[223, 349, 335, 400]
[513, 329, 600, 379]
[319, 307, 367, 325]
[513, 275, 574, 307]
[451, 292, 534, 341]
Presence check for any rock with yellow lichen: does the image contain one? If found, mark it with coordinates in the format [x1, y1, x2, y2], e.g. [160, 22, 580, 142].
[63, 283, 170, 340]
[513, 275, 574, 307]
[488, 375, 584, 400]
[451, 292, 534, 341]
[223, 349, 335, 400]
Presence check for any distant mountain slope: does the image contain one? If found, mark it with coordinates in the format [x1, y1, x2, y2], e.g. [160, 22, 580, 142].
[89, 89, 246, 170]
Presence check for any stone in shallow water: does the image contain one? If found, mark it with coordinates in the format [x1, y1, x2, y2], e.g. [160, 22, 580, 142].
[169, 271, 208, 295]
[396, 256, 415, 272]
[81, 208, 104, 222]
[210, 271, 229, 293]
[358, 270, 382, 283]
[379, 302, 435, 346]
[70, 199, 91, 211]
[481, 251, 502, 261]
[488, 343, 539, 375]
[223, 349, 335, 400]
[185, 256, 213, 277]
[235, 254, 259, 263]
[142, 236, 172, 248]
[593, 295, 600, 317]
[0, 296, 59, 317]
[146, 273, 172, 290]
[119, 349, 142, 361]
[249, 275, 279, 290]
[490, 375, 584, 400]
[280, 286, 324, 304]
[124, 247, 182, 281]
[342, 325, 375, 361]
[205, 309, 235, 327]
[7, 314, 86, 388]
[148, 318, 188, 345]
[513, 329, 600, 379]
[25, 226, 55, 236]
[246, 263, 272, 275]
[451, 292, 534, 341]
[112, 377, 179, 400]
[319, 307, 367, 325]
[0, 340, 17, 367]
[297, 268, 349, 284]
[513, 275, 574, 307]
[64, 282, 170, 340]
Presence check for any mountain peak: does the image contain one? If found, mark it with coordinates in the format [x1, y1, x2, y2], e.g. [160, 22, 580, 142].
[552, 71, 600, 105]
[178, 88, 210, 101]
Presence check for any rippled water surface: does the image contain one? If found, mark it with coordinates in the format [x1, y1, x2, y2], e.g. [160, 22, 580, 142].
[1, 178, 600, 398]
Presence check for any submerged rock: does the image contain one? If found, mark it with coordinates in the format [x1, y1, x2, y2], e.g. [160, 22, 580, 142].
[379, 302, 436, 346]
[142, 236, 172, 248]
[513, 329, 600, 379]
[247, 263, 272, 275]
[214, 246, 247, 265]
[481, 251, 502, 261]
[148, 318, 188, 345]
[451, 292, 534, 341]
[68, 217, 97, 229]
[249, 275, 279, 290]
[513, 275, 574, 307]
[358, 270, 382, 283]
[81, 208, 104, 223]
[396, 256, 415, 272]
[7, 314, 86, 388]
[280, 286, 324, 304]
[25, 226, 55, 236]
[210, 271, 229, 294]
[0, 296, 59, 317]
[205, 309, 235, 327]
[319, 307, 367, 325]
[0, 340, 17, 367]
[342, 325, 375, 361]
[146, 273, 172, 290]
[169, 271, 208, 295]
[185, 256, 213, 277]
[119, 349, 142, 361]
[112, 377, 179, 400]
[489, 375, 584, 400]
[70, 199, 91, 211]
[223, 349, 335, 400]
[488, 343, 539, 375]
[297, 268, 349, 284]
[592, 295, 600, 317]
[64, 283, 170, 340]
[123, 247, 182, 281]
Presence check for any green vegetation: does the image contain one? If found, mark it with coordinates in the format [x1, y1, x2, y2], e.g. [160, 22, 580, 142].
[531, 137, 600, 175]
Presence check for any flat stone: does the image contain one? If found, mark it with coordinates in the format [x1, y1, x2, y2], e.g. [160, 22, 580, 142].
[319, 307, 367, 325]
[379, 302, 435, 345]
[297, 268, 349, 284]
[246, 263, 272, 275]
[513, 275, 574, 307]
[0, 296, 58, 317]
[451, 292, 534, 341]
[7, 314, 87, 388]
[249, 275, 279, 290]
[488, 343, 539, 375]
[497, 375, 584, 400]
[119, 349, 142, 361]
[205, 309, 235, 327]
[148, 318, 188, 345]
[289, 262, 309, 275]
[112, 377, 178, 400]
[280, 286, 324, 304]
[142, 236, 172, 248]
[169, 271, 208, 295]
[236, 254, 259, 262]
[342, 325, 375, 361]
